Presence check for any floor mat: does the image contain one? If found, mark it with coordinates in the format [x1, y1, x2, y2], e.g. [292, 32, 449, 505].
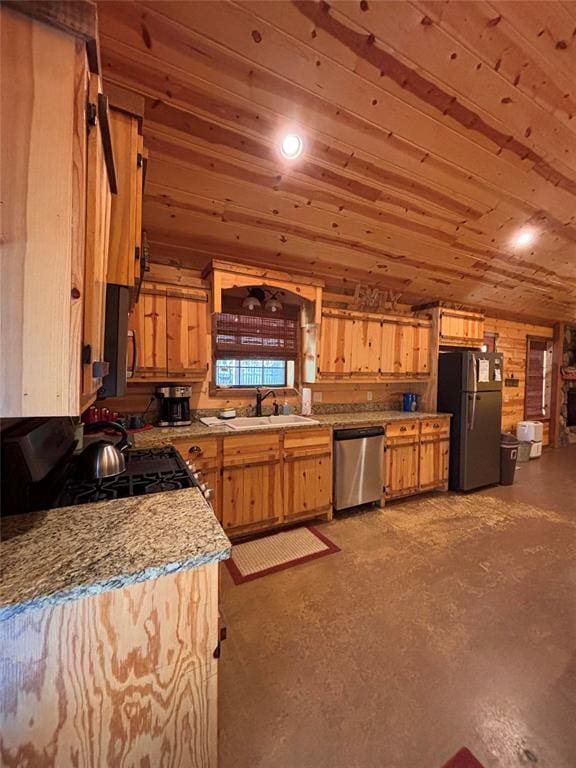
[226, 525, 340, 584]
[442, 747, 485, 768]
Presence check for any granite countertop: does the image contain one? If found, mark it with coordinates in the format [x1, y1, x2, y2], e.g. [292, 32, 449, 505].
[0, 488, 231, 622]
[134, 410, 452, 447]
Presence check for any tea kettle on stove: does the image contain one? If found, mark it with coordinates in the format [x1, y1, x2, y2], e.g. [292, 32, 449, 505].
[81, 421, 130, 480]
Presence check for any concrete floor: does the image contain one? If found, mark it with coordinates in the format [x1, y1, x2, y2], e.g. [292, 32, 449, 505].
[219, 446, 576, 768]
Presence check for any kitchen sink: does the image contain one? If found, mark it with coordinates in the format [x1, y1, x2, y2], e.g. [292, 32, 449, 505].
[225, 415, 320, 430]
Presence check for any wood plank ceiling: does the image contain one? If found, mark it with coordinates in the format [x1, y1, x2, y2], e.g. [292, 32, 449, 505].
[98, 0, 576, 322]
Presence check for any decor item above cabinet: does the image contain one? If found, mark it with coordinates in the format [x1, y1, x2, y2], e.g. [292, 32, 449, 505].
[317, 309, 431, 381]
[128, 284, 210, 381]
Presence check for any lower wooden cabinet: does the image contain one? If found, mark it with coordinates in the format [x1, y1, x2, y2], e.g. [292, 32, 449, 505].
[385, 417, 450, 499]
[222, 462, 282, 533]
[419, 419, 450, 490]
[173, 437, 220, 520]
[0, 564, 220, 767]
[283, 429, 332, 522]
[385, 434, 420, 498]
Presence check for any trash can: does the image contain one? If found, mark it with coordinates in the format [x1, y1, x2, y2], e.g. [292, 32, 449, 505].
[500, 433, 519, 485]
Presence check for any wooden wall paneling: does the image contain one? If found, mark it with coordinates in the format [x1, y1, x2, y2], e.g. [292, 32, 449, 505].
[420, 307, 440, 412]
[0, 9, 85, 417]
[484, 316, 554, 442]
[0, 565, 219, 767]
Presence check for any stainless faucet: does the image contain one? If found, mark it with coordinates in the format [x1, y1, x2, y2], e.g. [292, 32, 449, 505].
[255, 387, 276, 417]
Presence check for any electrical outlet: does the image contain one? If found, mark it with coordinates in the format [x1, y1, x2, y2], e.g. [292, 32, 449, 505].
[367, 391, 373, 401]
[313, 391, 323, 403]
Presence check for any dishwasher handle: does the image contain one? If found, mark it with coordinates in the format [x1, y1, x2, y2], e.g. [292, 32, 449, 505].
[333, 426, 385, 441]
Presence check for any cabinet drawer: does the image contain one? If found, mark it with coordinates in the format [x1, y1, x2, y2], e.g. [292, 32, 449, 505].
[385, 420, 418, 438]
[223, 433, 280, 467]
[284, 428, 332, 459]
[173, 437, 219, 469]
[420, 418, 450, 436]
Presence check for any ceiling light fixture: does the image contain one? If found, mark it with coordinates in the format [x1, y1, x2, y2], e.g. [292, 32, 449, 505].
[513, 229, 536, 248]
[265, 293, 283, 313]
[280, 133, 303, 160]
[242, 287, 265, 311]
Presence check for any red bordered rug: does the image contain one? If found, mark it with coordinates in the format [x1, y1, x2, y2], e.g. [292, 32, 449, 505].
[226, 525, 340, 585]
[442, 747, 485, 768]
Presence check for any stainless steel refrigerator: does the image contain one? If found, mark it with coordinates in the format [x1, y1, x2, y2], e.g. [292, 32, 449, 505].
[438, 351, 503, 491]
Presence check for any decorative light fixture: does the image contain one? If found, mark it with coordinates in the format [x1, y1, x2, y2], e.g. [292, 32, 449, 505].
[280, 133, 303, 160]
[513, 228, 536, 248]
[265, 292, 283, 313]
[242, 287, 265, 311]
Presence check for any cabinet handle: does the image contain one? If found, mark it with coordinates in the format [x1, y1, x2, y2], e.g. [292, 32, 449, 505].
[127, 330, 137, 378]
[433, 423, 439, 429]
[400, 426, 407, 432]
[189, 445, 203, 455]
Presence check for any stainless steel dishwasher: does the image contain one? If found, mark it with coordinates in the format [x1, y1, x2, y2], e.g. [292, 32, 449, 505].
[333, 426, 385, 511]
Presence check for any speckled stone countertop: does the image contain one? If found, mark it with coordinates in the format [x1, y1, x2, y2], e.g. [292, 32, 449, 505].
[134, 410, 452, 447]
[0, 488, 231, 622]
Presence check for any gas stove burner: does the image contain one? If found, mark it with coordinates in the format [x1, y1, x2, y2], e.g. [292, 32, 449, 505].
[143, 480, 182, 494]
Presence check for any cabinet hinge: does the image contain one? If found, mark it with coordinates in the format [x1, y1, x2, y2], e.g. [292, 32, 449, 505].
[137, 152, 143, 168]
[86, 101, 97, 128]
[135, 245, 141, 261]
[82, 344, 92, 365]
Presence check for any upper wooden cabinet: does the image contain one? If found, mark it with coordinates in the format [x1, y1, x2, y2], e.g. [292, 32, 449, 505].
[128, 284, 210, 380]
[106, 108, 143, 293]
[317, 309, 431, 380]
[81, 74, 115, 401]
[1, 8, 92, 417]
[439, 309, 485, 348]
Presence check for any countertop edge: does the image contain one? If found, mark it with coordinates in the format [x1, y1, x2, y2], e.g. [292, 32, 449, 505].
[0, 545, 231, 623]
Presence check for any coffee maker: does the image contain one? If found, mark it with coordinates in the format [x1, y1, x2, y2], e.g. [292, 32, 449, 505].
[156, 386, 192, 427]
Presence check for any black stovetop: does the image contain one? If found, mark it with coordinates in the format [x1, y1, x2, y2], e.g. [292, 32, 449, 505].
[54, 446, 194, 507]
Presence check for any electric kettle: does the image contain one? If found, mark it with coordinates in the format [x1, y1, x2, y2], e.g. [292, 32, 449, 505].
[80, 421, 130, 480]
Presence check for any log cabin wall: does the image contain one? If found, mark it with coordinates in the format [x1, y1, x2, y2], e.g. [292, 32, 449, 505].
[484, 317, 554, 444]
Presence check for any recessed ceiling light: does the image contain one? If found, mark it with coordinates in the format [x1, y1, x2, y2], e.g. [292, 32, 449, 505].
[514, 229, 536, 247]
[280, 133, 303, 160]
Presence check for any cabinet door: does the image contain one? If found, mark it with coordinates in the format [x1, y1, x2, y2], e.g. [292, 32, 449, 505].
[385, 437, 419, 497]
[222, 463, 282, 533]
[284, 454, 332, 521]
[82, 75, 113, 399]
[419, 436, 449, 490]
[439, 310, 484, 346]
[350, 317, 382, 375]
[166, 293, 209, 377]
[107, 109, 139, 287]
[317, 314, 353, 376]
[128, 290, 167, 377]
[1, 10, 87, 417]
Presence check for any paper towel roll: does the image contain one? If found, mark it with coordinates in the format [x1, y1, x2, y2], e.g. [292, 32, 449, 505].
[301, 387, 312, 416]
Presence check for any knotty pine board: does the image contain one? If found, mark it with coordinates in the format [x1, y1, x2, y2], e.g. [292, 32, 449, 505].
[484, 316, 554, 444]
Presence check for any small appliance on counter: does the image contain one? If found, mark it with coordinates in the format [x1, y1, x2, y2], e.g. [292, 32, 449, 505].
[156, 386, 192, 427]
[0, 418, 214, 516]
[516, 421, 543, 458]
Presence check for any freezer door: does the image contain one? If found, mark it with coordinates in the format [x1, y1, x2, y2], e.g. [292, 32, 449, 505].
[459, 390, 502, 490]
[463, 352, 503, 393]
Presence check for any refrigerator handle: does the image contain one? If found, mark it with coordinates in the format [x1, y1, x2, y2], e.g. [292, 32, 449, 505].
[470, 353, 478, 395]
[467, 394, 478, 431]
